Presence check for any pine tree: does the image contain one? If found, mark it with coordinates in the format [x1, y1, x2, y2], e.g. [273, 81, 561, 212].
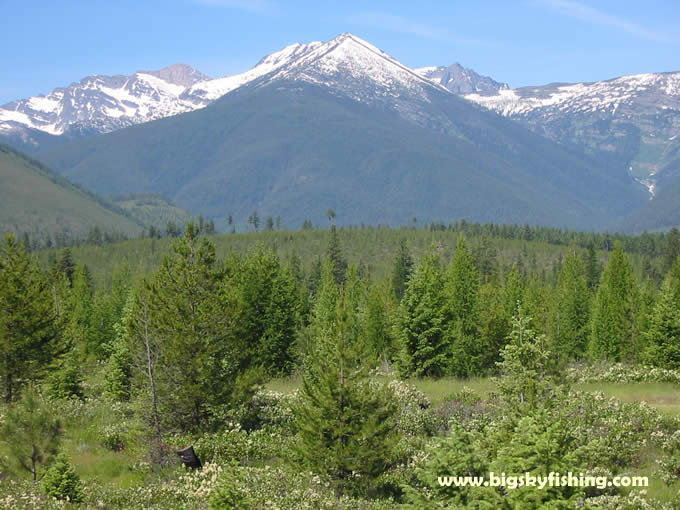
[397, 248, 448, 377]
[496, 312, 559, 411]
[0, 234, 61, 402]
[0, 385, 61, 480]
[549, 251, 590, 360]
[65, 264, 93, 354]
[143, 223, 242, 430]
[584, 241, 600, 290]
[326, 225, 347, 286]
[362, 282, 390, 363]
[238, 247, 299, 374]
[41, 454, 84, 503]
[89, 265, 131, 358]
[671, 254, 680, 307]
[391, 238, 413, 301]
[293, 284, 397, 497]
[105, 293, 134, 401]
[589, 242, 638, 361]
[56, 248, 75, 286]
[642, 277, 680, 369]
[664, 227, 680, 274]
[445, 235, 481, 376]
[47, 350, 84, 400]
[503, 265, 524, 318]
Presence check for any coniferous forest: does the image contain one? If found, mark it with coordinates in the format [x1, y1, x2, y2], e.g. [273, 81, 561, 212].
[2, 222, 680, 508]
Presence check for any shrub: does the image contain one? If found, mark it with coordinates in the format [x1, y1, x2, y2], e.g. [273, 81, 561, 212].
[41, 454, 84, 503]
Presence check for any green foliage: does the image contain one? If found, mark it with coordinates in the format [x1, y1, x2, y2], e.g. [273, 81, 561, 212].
[496, 311, 560, 411]
[139, 223, 243, 430]
[208, 462, 255, 509]
[397, 248, 449, 377]
[550, 250, 591, 359]
[0, 234, 61, 402]
[89, 264, 131, 359]
[642, 277, 680, 368]
[111, 192, 194, 232]
[47, 350, 84, 400]
[361, 282, 391, 362]
[590, 242, 639, 361]
[41, 453, 84, 503]
[105, 295, 134, 401]
[391, 238, 413, 301]
[0, 385, 61, 480]
[236, 246, 299, 374]
[0, 144, 141, 242]
[293, 285, 398, 497]
[327, 225, 347, 286]
[445, 235, 481, 376]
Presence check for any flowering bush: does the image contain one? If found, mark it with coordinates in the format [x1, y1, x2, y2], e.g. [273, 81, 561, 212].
[567, 362, 680, 384]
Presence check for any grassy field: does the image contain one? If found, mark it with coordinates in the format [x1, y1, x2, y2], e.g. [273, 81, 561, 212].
[269, 375, 680, 415]
[576, 381, 680, 416]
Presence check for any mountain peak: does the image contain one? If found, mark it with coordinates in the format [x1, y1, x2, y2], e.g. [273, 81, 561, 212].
[139, 63, 210, 87]
[416, 63, 509, 95]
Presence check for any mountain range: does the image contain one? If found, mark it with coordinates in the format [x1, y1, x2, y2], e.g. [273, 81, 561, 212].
[1, 33, 678, 232]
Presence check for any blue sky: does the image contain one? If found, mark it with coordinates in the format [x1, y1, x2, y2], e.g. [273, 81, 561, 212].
[1, 0, 678, 104]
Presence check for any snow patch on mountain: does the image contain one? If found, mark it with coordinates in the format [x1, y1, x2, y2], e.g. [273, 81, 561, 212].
[465, 72, 680, 117]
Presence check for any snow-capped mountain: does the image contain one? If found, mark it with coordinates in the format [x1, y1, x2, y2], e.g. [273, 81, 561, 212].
[462, 72, 680, 195]
[0, 34, 455, 143]
[0, 64, 210, 138]
[415, 63, 509, 95]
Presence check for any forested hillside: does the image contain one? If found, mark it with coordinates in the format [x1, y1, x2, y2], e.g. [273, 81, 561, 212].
[0, 144, 142, 244]
[2, 223, 680, 507]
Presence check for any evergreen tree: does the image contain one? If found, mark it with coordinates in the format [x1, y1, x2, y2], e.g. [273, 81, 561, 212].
[238, 247, 299, 374]
[496, 312, 559, 411]
[292, 284, 397, 497]
[326, 225, 347, 286]
[642, 277, 680, 369]
[0, 385, 61, 480]
[664, 227, 680, 274]
[65, 264, 93, 354]
[247, 211, 259, 232]
[0, 234, 61, 402]
[445, 235, 481, 377]
[264, 216, 274, 231]
[165, 220, 181, 238]
[549, 251, 591, 360]
[309, 259, 339, 342]
[143, 223, 242, 430]
[362, 282, 390, 363]
[47, 350, 84, 400]
[589, 242, 638, 361]
[391, 238, 413, 301]
[397, 248, 448, 377]
[671, 254, 680, 307]
[584, 241, 600, 290]
[89, 264, 131, 358]
[56, 248, 75, 286]
[503, 265, 524, 318]
[41, 453, 84, 503]
[105, 293, 134, 401]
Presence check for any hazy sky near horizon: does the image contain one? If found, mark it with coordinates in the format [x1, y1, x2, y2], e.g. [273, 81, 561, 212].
[1, 0, 678, 104]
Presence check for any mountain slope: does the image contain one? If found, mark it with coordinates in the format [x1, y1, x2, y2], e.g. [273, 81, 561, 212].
[36, 35, 647, 231]
[461, 72, 680, 197]
[0, 144, 142, 241]
[111, 192, 194, 229]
